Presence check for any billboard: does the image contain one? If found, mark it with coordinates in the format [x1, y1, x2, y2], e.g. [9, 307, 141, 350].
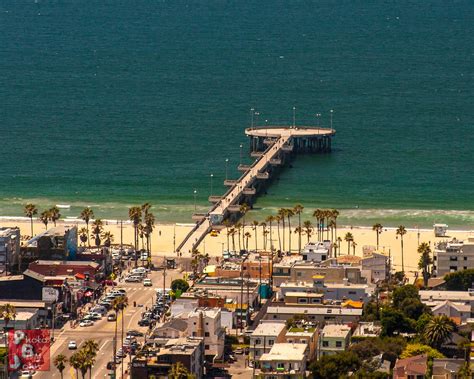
[8, 330, 50, 372]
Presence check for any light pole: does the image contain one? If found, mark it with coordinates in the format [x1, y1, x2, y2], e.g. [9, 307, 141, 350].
[210, 174, 214, 196]
[292, 106, 296, 127]
[240, 144, 243, 165]
[255, 111, 260, 127]
[330, 109, 334, 129]
[250, 108, 255, 128]
[225, 158, 229, 181]
[193, 189, 197, 211]
[316, 113, 321, 127]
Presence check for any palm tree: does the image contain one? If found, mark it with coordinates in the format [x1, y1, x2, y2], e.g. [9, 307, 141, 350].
[112, 295, 128, 369]
[240, 203, 250, 249]
[293, 204, 304, 253]
[53, 354, 68, 379]
[144, 212, 155, 254]
[76, 349, 92, 379]
[80, 207, 94, 247]
[102, 231, 114, 248]
[424, 315, 454, 349]
[235, 222, 242, 251]
[352, 240, 357, 255]
[0, 303, 16, 331]
[229, 227, 236, 252]
[337, 236, 342, 256]
[252, 221, 259, 252]
[128, 206, 142, 254]
[223, 220, 231, 252]
[396, 225, 407, 273]
[286, 208, 294, 253]
[260, 222, 267, 251]
[372, 223, 383, 249]
[418, 242, 433, 287]
[328, 220, 336, 256]
[69, 351, 81, 379]
[169, 361, 190, 379]
[312, 209, 322, 240]
[344, 232, 354, 255]
[331, 209, 340, 256]
[324, 209, 332, 240]
[275, 214, 282, 252]
[137, 223, 146, 250]
[91, 219, 103, 247]
[39, 210, 50, 230]
[78, 228, 88, 246]
[82, 340, 99, 379]
[49, 206, 61, 227]
[277, 208, 287, 252]
[303, 220, 314, 243]
[23, 203, 38, 237]
[265, 215, 275, 252]
[244, 232, 251, 251]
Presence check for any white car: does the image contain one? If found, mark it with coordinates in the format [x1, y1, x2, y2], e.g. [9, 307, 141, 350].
[80, 320, 94, 327]
[143, 279, 152, 287]
[68, 340, 77, 349]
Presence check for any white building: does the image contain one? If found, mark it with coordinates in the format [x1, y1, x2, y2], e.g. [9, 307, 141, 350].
[433, 238, 474, 276]
[319, 324, 352, 357]
[301, 241, 331, 263]
[256, 343, 308, 379]
[187, 308, 225, 361]
[361, 252, 390, 283]
[249, 322, 286, 364]
[0, 227, 20, 274]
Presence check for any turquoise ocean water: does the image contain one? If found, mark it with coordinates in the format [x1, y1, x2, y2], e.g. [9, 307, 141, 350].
[0, 0, 473, 228]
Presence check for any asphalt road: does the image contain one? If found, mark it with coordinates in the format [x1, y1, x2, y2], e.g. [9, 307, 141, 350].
[36, 264, 185, 379]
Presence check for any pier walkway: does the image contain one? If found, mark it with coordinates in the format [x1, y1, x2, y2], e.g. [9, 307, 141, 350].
[177, 126, 335, 254]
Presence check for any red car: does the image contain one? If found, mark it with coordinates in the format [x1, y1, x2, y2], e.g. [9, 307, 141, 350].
[101, 280, 117, 286]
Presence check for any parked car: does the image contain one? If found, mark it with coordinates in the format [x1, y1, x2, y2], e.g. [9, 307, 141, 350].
[80, 320, 94, 327]
[125, 276, 142, 283]
[68, 340, 77, 350]
[127, 330, 144, 337]
[116, 349, 126, 358]
[107, 313, 117, 321]
[143, 279, 152, 287]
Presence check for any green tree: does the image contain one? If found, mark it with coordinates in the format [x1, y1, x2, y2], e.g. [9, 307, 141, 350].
[415, 313, 433, 334]
[293, 204, 304, 253]
[380, 307, 415, 336]
[399, 297, 430, 320]
[396, 225, 407, 273]
[39, 209, 51, 230]
[286, 208, 294, 253]
[69, 351, 81, 379]
[82, 340, 99, 379]
[49, 206, 61, 227]
[400, 343, 444, 360]
[392, 284, 420, 308]
[303, 220, 314, 244]
[168, 362, 191, 379]
[171, 279, 190, 293]
[23, 203, 38, 237]
[128, 206, 142, 256]
[330, 209, 340, 257]
[78, 228, 88, 246]
[418, 242, 433, 287]
[310, 351, 361, 379]
[344, 232, 354, 255]
[372, 223, 383, 249]
[444, 269, 474, 291]
[53, 354, 68, 379]
[423, 315, 455, 349]
[91, 219, 103, 247]
[102, 231, 113, 248]
[252, 220, 259, 252]
[80, 207, 94, 247]
[111, 295, 128, 369]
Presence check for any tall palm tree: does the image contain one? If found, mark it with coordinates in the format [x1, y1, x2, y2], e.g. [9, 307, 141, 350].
[235, 222, 242, 251]
[137, 223, 146, 250]
[277, 208, 287, 252]
[102, 231, 114, 248]
[372, 223, 383, 249]
[396, 225, 407, 273]
[418, 242, 433, 287]
[303, 220, 314, 243]
[91, 219, 103, 247]
[331, 209, 340, 256]
[275, 214, 282, 252]
[23, 203, 37, 237]
[252, 221, 259, 252]
[286, 208, 294, 253]
[244, 232, 251, 252]
[240, 203, 250, 249]
[39, 210, 50, 230]
[337, 237, 342, 257]
[128, 206, 142, 263]
[80, 207, 94, 247]
[53, 354, 68, 379]
[78, 228, 88, 246]
[324, 209, 332, 240]
[144, 212, 155, 254]
[352, 240, 357, 255]
[69, 351, 81, 379]
[265, 215, 275, 252]
[229, 228, 236, 252]
[260, 222, 267, 251]
[82, 339, 99, 379]
[49, 206, 61, 227]
[424, 315, 454, 349]
[111, 295, 127, 371]
[344, 232, 354, 255]
[293, 204, 304, 253]
[312, 209, 322, 240]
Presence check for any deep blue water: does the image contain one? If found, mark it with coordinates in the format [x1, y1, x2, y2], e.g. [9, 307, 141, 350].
[0, 0, 473, 227]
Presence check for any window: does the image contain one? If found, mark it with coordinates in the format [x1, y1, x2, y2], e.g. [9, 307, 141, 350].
[450, 266, 458, 272]
[269, 340, 274, 346]
[322, 341, 328, 347]
[205, 345, 210, 350]
[298, 298, 308, 304]
[288, 340, 293, 343]
[192, 332, 196, 336]
[255, 339, 261, 345]
[206, 322, 209, 325]
[205, 332, 210, 337]
[273, 315, 277, 319]
[322, 255, 326, 260]
[277, 363, 284, 369]
[336, 341, 342, 348]
[348, 291, 356, 295]
[297, 272, 302, 277]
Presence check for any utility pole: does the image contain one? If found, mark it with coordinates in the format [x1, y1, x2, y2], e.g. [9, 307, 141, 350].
[163, 257, 167, 299]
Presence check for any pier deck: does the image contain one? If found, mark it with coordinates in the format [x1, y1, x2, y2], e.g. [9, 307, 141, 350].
[177, 126, 335, 254]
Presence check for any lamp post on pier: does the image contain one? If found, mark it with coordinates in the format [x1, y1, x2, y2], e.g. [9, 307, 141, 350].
[316, 113, 321, 127]
[240, 144, 243, 165]
[293, 106, 296, 127]
[193, 189, 197, 211]
[250, 108, 255, 128]
[330, 109, 334, 130]
[210, 174, 214, 197]
[225, 158, 229, 181]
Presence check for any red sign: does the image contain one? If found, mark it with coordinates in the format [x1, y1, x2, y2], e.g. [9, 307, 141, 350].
[8, 330, 50, 372]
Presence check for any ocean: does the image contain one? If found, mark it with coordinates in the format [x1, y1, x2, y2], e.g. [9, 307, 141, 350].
[1, 0, 473, 228]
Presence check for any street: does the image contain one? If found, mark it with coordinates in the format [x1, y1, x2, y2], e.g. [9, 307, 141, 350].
[36, 261, 185, 379]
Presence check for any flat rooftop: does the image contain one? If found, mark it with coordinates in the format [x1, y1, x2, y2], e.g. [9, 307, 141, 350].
[259, 343, 307, 361]
[252, 322, 285, 337]
[245, 126, 335, 138]
[322, 324, 351, 338]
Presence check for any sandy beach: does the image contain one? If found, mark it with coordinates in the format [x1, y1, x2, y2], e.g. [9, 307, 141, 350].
[2, 217, 474, 275]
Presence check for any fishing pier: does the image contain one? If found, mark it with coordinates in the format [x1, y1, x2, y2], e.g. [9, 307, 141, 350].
[177, 126, 335, 254]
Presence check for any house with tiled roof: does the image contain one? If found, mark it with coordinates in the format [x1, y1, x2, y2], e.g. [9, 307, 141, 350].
[393, 354, 427, 379]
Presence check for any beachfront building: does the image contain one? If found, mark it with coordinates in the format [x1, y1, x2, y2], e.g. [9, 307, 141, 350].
[255, 343, 308, 379]
[26, 225, 78, 260]
[318, 324, 351, 357]
[301, 241, 331, 262]
[187, 308, 225, 361]
[432, 237, 474, 276]
[0, 227, 20, 275]
[361, 252, 390, 283]
[249, 322, 286, 365]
